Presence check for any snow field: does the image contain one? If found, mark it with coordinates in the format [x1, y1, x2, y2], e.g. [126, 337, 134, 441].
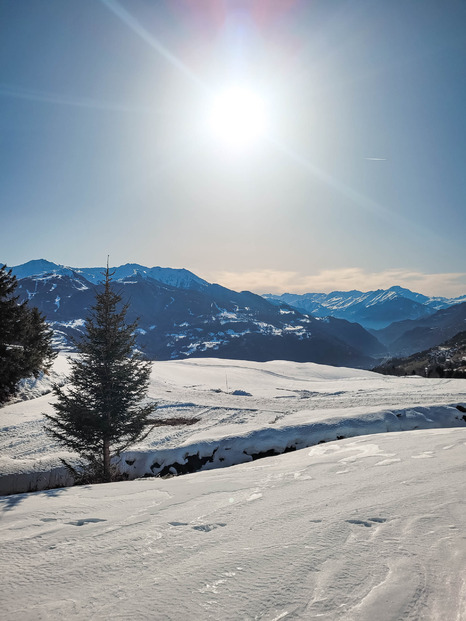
[1, 356, 466, 493]
[1, 356, 465, 618]
[0, 428, 465, 620]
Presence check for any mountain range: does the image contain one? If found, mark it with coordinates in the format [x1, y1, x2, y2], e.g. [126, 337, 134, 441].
[7, 260, 466, 367]
[9, 260, 384, 368]
[264, 287, 466, 330]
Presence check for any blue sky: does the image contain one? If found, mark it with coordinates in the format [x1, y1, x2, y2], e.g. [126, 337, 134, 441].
[1, 0, 465, 296]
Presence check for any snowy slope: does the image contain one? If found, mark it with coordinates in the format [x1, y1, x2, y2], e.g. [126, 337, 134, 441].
[0, 428, 465, 620]
[1, 356, 465, 493]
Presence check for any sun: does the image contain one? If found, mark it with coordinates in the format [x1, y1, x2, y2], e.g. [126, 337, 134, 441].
[208, 85, 268, 151]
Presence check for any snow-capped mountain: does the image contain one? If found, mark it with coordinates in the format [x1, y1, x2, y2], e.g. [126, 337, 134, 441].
[10, 260, 385, 368]
[10, 259, 209, 291]
[264, 286, 463, 330]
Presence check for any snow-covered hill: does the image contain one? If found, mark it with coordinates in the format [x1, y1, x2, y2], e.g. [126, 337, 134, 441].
[1, 356, 465, 618]
[1, 355, 465, 494]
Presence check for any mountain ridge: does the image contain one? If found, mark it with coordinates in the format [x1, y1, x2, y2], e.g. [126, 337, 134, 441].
[9, 259, 209, 291]
[264, 286, 466, 330]
[8, 260, 466, 365]
[8, 260, 385, 368]
[371, 301, 466, 356]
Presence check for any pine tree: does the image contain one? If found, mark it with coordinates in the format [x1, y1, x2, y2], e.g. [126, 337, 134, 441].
[44, 267, 156, 483]
[0, 264, 56, 404]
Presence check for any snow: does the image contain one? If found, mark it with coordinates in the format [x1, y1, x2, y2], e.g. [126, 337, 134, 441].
[1, 356, 466, 618]
[1, 356, 465, 492]
[26, 287, 37, 300]
[11, 368, 67, 403]
[0, 428, 465, 619]
[219, 310, 239, 320]
[50, 318, 86, 330]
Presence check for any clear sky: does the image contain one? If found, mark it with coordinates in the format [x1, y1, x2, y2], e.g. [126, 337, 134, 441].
[1, 0, 465, 296]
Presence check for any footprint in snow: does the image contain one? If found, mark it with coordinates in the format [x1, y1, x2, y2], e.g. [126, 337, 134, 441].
[346, 517, 387, 528]
[192, 523, 226, 532]
[169, 521, 226, 532]
[67, 518, 107, 527]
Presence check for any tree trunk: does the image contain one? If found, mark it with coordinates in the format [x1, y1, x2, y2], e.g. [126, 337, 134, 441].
[103, 439, 111, 482]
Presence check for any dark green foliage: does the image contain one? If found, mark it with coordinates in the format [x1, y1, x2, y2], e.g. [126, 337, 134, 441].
[44, 268, 156, 483]
[0, 264, 56, 404]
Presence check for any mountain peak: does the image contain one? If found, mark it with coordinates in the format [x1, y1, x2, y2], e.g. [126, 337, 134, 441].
[9, 259, 63, 279]
[10, 259, 210, 292]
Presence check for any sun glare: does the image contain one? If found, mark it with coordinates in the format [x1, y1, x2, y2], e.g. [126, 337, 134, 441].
[208, 86, 268, 151]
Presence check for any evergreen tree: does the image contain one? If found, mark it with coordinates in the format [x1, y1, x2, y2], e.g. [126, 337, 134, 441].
[44, 267, 156, 483]
[0, 264, 56, 404]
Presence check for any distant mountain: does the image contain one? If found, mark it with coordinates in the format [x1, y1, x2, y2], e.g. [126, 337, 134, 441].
[373, 331, 466, 378]
[9, 260, 386, 368]
[10, 259, 208, 291]
[371, 302, 466, 356]
[264, 286, 465, 330]
[10, 259, 72, 280]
